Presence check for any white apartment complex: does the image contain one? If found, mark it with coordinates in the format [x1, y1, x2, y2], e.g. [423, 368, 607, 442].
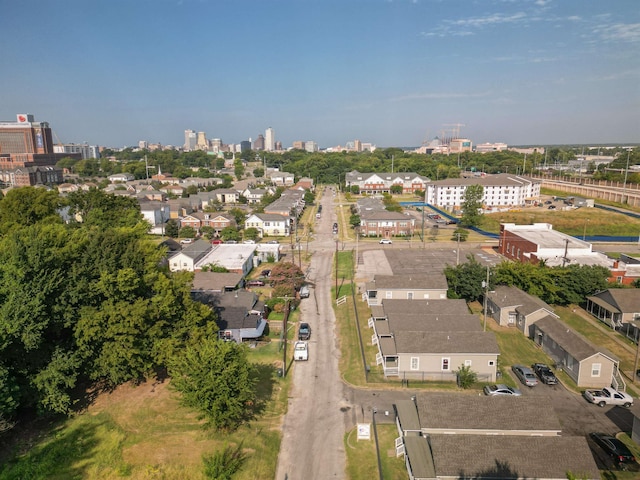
[424, 174, 541, 209]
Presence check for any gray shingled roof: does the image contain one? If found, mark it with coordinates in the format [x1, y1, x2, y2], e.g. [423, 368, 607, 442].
[381, 299, 470, 316]
[403, 436, 436, 479]
[429, 435, 599, 479]
[180, 239, 213, 259]
[589, 288, 640, 313]
[368, 274, 448, 290]
[416, 393, 560, 432]
[488, 285, 554, 316]
[394, 331, 499, 354]
[191, 272, 244, 292]
[534, 316, 618, 363]
[386, 314, 482, 333]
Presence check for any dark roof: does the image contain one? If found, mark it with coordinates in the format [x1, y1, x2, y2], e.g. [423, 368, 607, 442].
[180, 239, 213, 258]
[429, 435, 599, 479]
[488, 285, 554, 316]
[191, 272, 243, 291]
[416, 393, 560, 432]
[360, 210, 413, 221]
[381, 299, 469, 316]
[366, 274, 448, 291]
[394, 331, 499, 354]
[386, 314, 482, 333]
[216, 312, 263, 331]
[534, 315, 618, 363]
[588, 288, 640, 313]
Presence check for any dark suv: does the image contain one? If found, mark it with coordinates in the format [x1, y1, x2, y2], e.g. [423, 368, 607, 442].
[298, 322, 311, 341]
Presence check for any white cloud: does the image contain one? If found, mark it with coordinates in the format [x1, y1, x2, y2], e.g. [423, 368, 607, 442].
[598, 23, 640, 43]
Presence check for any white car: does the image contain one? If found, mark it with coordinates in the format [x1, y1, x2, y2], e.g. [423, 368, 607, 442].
[483, 384, 522, 397]
[293, 341, 308, 361]
[379, 238, 392, 244]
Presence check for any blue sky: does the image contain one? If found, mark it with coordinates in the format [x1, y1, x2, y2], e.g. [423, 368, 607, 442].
[1, 0, 638, 148]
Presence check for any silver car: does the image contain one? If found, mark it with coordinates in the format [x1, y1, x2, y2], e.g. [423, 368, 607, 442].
[512, 364, 539, 387]
[483, 384, 522, 397]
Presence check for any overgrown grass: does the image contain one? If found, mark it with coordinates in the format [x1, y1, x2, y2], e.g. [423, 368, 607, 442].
[0, 336, 292, 480]
[481, 207, 640, 237]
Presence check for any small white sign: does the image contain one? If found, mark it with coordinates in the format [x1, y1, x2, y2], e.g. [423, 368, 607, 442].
[357, 423, 371, 441]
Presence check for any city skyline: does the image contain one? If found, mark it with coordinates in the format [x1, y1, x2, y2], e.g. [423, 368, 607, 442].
[1, 0, 638, 148]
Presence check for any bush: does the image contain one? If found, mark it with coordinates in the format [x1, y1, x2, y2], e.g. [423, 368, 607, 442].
[203, 442, 247, 480]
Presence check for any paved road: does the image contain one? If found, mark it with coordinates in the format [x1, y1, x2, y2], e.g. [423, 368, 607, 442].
[275, 188, 350, 480]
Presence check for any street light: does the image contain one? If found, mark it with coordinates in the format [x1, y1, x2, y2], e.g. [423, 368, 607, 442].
[583, 218, 590, 241]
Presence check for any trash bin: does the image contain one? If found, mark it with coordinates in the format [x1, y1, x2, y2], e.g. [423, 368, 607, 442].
[277, 368, 283, 377]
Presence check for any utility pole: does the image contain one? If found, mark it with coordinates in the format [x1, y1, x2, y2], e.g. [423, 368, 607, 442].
[483, 265, 490, 332]
[335, 239, 339, 299]
[622, 150, 631, 204]
[456, 232, 461, 266]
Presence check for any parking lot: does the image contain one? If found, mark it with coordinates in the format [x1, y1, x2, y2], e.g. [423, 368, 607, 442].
[507, 369, 635, 437]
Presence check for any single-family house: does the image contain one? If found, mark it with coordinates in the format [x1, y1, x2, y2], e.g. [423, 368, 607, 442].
[585, 288, 640, 329]
[214, 188, 241, 204]
[168, 239, 212, 272]
[160, 184, 185, 197]
[108, 173, 135, 183]
[364, 274, 448, 306]
[485, 285, 558, 335]
[195, 290, 266, 343]
[245, 213, 290, 237]
[191, 272, 244, 293]
[532, 316, 620, 389]
[242, 188, 271, 204]
[269, 171, 295, 186]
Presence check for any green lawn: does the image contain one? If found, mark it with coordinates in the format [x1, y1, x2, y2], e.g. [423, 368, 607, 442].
[344, 424, 406, 480]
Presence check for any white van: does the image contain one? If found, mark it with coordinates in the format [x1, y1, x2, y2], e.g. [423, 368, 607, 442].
[299, 285, 310, 299]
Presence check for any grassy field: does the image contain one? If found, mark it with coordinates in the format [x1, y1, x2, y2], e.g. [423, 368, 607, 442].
[0, 328, 293, 480]
[480, 206, 640, 237]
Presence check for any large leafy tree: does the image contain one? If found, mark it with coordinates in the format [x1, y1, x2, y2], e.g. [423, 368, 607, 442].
[460, 184, 484, 227]
[444, 255, 492, 302]
[0, 187, 62, 234]
[168, 339, 256, 431]
[65, 189, 143, 229]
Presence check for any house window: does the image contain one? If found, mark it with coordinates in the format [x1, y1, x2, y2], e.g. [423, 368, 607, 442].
[410, 357, 419, 371]
[464, 360, 472, 367]
[386, 291, 392, 299]
[591, 363, 601, 377]
[488, 360, 495, 366]
[407, 292, 413, 300]
[441, 358, 450, 371]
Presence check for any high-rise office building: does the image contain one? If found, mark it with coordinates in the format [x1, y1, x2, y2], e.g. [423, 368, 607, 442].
[196, 132, 208, 150]
[275, 141, 282, 151]
[254, 134, 265, 151]
[240, 140, 252, 152]
[184, 130, 197, 151]
[354, 139, 362, 152]
[265, 127, 275, 152]
[292, 141, 305, 150]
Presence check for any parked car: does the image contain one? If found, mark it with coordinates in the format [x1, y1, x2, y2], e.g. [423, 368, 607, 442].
[293, 341, 308, 361]
[298, 322, 311, 340]
[483, 384, 522, 397]
[512, 364, 538, 387]
[588, 432, 636, 466]
[260, 269, 271, 277]
[180, 238, 194, 244]
[266, 240, 279, 244]
[584, 387, 633, 408]
[531, 363, 558, 385]
[548, 205, 557, 210]
[379, 238, 392, 244]
[544, 200, 553, 205]
[243, 239, 255, 244]
[211, 239, 223, 244]
[246, 280, 265, 287]
[299, 285, 310, 298]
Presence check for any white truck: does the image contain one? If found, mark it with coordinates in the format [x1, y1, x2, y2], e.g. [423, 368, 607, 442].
[293, 341, 308, 361]
[584, 387, 633, 408]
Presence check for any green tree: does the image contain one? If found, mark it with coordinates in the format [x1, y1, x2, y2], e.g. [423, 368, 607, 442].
[349, 214, 361, 228]
[444, 255, 491, 301]
[180, 226, 197, 239]
[65, 189, 142, 229]
[253, 167, 264, 178]
[0, 187, 62, 234]
[168, 339, 256, 431]
[460, 184, 484, 228]
[243, 227, 259, 241]
[456, 364, 477, 389]
[228, 207, 246, 226]
[165, 219, 179, 238]
[350, 185, 360, 194]
[221, 226, 241, 242]
[269, 263, 305, 298]
[390, 184, 403, 194]
[451, 228, 468, 242]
